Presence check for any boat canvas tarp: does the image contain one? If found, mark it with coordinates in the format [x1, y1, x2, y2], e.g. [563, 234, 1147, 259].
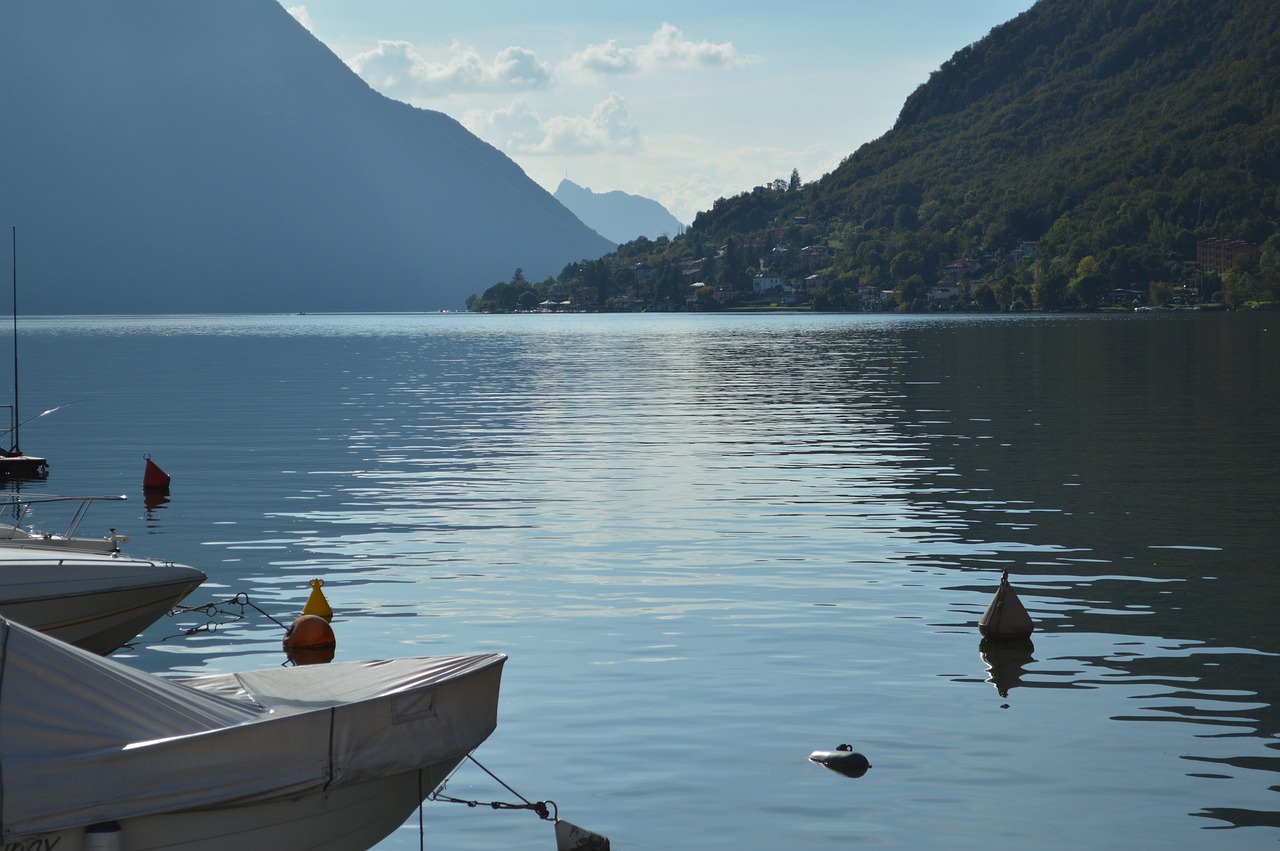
[0, 616, 505, 840]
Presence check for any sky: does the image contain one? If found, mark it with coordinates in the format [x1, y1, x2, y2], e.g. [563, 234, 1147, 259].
[283, 1, 1037, 225]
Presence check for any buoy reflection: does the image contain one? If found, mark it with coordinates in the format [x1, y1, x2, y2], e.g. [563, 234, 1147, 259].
[980, 638, 1035, 698]
[286, 645, 336, 666]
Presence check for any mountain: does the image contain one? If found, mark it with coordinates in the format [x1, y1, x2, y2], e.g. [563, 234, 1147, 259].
[0, 0, 614, 313]
[552, 180, 684, 245]
[609, 0, 1280, 311]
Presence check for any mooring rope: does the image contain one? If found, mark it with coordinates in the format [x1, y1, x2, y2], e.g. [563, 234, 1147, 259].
[429, 754, 557, 822]
[166, 593, 292, 635]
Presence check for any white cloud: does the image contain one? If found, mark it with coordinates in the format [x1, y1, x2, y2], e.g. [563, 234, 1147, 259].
[462, 99, 546, 152]
[564, 23, 747, 76]
[464, 93, 640, 155]
[285, 5, 312, 31]
[348, 40, 551, 99]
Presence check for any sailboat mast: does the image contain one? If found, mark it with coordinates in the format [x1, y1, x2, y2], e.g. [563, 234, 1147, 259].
[11, 226, 19, 454]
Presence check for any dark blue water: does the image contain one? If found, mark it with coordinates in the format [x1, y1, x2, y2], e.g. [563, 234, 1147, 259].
[8, 312, 1279, 849]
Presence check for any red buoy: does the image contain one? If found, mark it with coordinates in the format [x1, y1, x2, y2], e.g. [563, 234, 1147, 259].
[143, 455, 171, 491]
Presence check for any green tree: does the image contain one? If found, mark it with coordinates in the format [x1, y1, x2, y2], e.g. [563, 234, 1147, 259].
[1069, 255, 1109, 307]
[1032, 258, 1069, 310]
[1150, 280, 1175, 307]
[973, 283, 998, 310]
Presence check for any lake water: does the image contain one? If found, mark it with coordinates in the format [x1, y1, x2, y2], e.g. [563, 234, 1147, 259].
[7, 311, 1279, 849]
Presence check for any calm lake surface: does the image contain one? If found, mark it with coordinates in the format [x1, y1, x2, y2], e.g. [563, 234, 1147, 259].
[8, 311, 1279, 849]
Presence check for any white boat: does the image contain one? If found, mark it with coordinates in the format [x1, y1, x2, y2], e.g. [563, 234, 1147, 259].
[0, 615, 506, 850]
[0, 546, 205, 653]
[1, 493, 130, 552]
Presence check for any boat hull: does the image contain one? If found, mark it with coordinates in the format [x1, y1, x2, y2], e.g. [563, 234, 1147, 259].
[0, 634, 505, 851]
[0, 453, 48, 478]
[0, 553, 205, 653]
[9, 764, 461, 851]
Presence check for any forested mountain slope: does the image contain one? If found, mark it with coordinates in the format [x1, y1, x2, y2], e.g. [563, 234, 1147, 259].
[541, 0, 1280, 312]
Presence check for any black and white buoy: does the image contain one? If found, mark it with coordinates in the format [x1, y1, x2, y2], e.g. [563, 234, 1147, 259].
[808, 743, 872, 778]
[555, 818, 611, 850]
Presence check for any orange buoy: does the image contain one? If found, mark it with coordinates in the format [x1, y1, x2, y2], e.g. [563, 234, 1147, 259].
[302, 578, 334, 622]
[142, 455, 171, 490]
[978, 570, 1035, 641]
[283, 614, 336, 651]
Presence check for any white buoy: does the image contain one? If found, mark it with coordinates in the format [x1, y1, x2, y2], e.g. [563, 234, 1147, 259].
[978, 569, 1034, 640]
[555, 818, 611, 850]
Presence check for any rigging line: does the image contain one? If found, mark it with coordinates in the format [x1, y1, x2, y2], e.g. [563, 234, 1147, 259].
[168, 593, 292, 632]
[0, 400, 89, 437]
[465, 753, 536, 808]
[429, 753, 554, 821]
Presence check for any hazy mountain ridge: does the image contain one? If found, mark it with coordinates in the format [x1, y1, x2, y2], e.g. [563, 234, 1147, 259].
[0, 0, 613, 313]
[552, 180, 684, 245]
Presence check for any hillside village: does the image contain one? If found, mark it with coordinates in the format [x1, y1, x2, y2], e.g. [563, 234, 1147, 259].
[468, 229, 1269, 314]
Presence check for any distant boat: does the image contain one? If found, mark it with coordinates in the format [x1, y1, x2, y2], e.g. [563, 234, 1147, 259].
[0, 615, 506, 850]
[0, 546, 205, 653]
[1, 227, 47, 478]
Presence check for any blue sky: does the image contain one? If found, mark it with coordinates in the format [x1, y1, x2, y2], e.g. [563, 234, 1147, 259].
[284, 1, 1036, 224]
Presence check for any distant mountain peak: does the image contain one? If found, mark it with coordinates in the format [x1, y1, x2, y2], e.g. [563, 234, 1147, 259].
[0, 0, 613, 313]
[554, 179, 684, 245]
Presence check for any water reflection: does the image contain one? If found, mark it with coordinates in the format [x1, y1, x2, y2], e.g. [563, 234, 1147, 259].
[143, 488, 170, 518]
[980, 638, 1036, 698]
[316, 313, 1280, 837]
[879, 314, 1280, 831]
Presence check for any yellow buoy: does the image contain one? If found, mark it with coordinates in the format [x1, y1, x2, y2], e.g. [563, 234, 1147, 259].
[302, 577, 333, 622]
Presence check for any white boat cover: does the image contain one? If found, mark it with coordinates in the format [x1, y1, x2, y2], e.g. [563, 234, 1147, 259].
[0, 616, 505, 840]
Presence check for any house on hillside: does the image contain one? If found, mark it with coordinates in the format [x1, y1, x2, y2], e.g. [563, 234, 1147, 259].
[857, 286, 887, 310]
[1196, 238, 1255, 275]
[686, 282, 712, 308]
[1009, 240, 1038, 263]
[944, 258, 982, 283]
[679, 258, 704, 282]
[928, 283, 961, 302]
[753, 273, 785, 294]
[798, 245, 828, 270]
